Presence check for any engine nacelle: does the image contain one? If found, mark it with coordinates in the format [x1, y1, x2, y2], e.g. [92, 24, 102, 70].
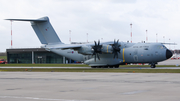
[101, 45, 113, 54]
[77, 45, 115, 55]
[77, 46, 93, 55]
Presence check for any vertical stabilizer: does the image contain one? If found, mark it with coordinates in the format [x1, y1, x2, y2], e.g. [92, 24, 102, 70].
[6, 16, 62, 44]
[31, 17, 61, 44]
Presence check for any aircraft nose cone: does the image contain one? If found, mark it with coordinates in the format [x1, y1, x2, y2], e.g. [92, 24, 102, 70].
[166, 49, 172, 59]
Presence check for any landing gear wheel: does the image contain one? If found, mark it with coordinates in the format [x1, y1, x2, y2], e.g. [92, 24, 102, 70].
[115, 65, 119, 68]
[103, 66, 108, 68]
[91, 66, 96, 68]
[109, 66, 113, 68]
[151, 64, 156, 68]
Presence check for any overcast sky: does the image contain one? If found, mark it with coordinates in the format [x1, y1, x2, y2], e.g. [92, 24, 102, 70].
[0, 0, 180, 52]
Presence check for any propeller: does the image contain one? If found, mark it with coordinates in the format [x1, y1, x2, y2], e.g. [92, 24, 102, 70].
[112, 39, 121, 59]
[92, 40, 102, 61]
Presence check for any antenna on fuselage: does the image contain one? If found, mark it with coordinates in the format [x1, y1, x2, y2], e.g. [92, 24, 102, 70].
[156, 33, 158, 43]
[163, 36, 165, 43]
[69, 30, 71, 44]
[87, 33, 88, 43]
[146, 30, 148, 42]
[130, 23, 132, 43]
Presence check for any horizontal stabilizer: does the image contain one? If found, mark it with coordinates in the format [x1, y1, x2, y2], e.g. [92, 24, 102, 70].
[5, 17, 48, 22]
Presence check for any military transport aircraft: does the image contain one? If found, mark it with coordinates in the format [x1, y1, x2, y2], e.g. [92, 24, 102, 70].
[6, 16, 173, 68]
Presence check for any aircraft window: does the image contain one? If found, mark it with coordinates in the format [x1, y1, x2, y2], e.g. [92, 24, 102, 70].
[162, 45, 166, 49]
[158, 45, 166, 49]
[144, 48, 148, 50]
[157, 45, 164, 49]
[160, 46, 164, 49]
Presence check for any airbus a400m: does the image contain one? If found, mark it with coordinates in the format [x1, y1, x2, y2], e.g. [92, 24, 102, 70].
[6, 17, 173, 68]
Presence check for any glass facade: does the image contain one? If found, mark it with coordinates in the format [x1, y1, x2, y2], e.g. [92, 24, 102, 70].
[7, 48, 65, 64]
[7, 52, 32, 63]
[34, 52, 63, 63]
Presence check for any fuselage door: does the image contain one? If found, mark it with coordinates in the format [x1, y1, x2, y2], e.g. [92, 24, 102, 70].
[133, 55, 138, 62]
[133, 49, 138, 62]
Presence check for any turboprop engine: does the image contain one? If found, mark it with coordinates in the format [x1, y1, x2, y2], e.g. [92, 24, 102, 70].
[77, 40, 121, 61]
[101, 45, 113, 54]
[77, 46, 93, 55]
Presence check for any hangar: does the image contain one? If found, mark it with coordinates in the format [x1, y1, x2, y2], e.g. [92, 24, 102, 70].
[6, 48, 75, 64]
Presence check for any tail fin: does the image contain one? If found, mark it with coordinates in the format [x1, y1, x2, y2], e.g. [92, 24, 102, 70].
[6, 16, 62, 44]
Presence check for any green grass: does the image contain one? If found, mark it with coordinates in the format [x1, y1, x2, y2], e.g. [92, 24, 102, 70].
[0, 64, 90, 67]
[0, 68, 180, 73]
[0, 56, 7, 60]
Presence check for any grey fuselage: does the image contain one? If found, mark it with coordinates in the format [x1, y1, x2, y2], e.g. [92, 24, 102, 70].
[45, 42, 170, 66]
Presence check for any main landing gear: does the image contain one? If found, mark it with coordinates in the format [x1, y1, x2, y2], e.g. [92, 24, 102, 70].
[150, 63, 156, 68]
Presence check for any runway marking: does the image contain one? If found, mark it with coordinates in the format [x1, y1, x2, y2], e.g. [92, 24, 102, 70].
[122, 90, 148, 95]
[0, 96, 91, 101]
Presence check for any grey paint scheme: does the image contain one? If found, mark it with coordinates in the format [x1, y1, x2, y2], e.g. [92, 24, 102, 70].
[6, 16, 172, 67]
[123, 43, 167, 63]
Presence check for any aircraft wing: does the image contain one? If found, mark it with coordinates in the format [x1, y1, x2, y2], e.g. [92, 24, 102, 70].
[52, 44, 83, 49]
[46, 43, 92, 50]
[47, 41, 115, 50]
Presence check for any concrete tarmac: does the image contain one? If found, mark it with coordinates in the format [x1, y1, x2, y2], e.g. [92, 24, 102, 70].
[1, 72, 180, 101]
[158, 59, 180, 65]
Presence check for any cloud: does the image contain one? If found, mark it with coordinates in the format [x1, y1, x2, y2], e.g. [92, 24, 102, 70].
[0, 0, 180, 52]
[111, 0, 137, 4]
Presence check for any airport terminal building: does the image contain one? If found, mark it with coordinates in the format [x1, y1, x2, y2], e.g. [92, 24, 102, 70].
[6, 48, 75, 64]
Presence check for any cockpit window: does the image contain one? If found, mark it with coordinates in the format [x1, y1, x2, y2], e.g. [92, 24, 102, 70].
[162, 45, 167, 49]
[157, 45, 166, 49]
[160, 46, 164, 49]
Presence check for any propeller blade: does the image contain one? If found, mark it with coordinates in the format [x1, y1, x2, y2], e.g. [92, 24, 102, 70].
[94, 54, 96, 62]
[112, 39, 121, 59]
[94, 41, 97, 46]
[113, 53, 116, 59]
[93, 51, 95, 55]
[116, 53, 118, 58]
[92, 40, 102, 61]
[97, 54, 100, 60]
